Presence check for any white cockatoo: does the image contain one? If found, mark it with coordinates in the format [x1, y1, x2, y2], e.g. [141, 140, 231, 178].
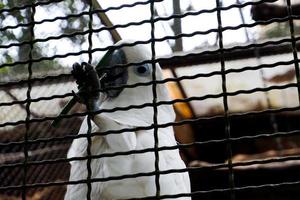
[64, 41, 191, 200]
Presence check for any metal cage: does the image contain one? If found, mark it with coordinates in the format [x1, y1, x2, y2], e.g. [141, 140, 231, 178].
[1, 0, 300, 199]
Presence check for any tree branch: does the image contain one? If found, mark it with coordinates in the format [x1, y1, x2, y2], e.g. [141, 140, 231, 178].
[90, 0, 122, 43]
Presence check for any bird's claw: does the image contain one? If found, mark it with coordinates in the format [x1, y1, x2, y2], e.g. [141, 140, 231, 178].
[72, 62, 101, 112]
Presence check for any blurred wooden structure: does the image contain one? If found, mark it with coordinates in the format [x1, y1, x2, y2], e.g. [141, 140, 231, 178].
[251, 2, 300, 21]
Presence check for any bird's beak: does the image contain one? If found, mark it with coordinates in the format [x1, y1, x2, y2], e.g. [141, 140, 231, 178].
[98, 49, 128, 98]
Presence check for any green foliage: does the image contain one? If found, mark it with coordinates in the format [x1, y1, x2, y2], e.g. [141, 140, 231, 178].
[0, 66, 9, 74]
[0, 2, 4, 9]
[0, 0, 97, 77]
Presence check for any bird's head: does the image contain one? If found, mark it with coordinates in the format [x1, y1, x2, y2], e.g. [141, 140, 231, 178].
[97, 41, 164, 101]
[96, 40, 175, 126]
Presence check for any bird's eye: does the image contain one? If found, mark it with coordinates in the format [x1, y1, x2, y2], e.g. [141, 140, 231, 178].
[133, 64, 151, 76]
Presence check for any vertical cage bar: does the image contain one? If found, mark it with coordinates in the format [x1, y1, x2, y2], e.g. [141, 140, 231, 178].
[22, 2, 36, 200]
[150, 0, 160, 198]
[86, 0, 94, 199]
[241, 0, 282, 150]
[286, 0, 300, 105]
[215, 0, 236, 199]
[236, 0, 250, 41]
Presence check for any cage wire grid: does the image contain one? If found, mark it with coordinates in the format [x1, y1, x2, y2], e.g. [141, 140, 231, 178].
[1, 0, 300, 199]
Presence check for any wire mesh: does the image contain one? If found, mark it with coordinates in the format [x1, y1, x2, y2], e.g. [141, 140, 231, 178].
[1, 0, 300, 199]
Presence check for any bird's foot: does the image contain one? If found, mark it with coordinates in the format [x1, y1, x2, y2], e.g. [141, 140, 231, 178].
[72, 62, 101, 113]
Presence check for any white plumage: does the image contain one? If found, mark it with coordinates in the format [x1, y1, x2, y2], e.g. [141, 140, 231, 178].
[64, 41, 191, 200]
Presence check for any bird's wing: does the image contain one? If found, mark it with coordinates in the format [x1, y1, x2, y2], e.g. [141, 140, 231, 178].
[158, 127, 191, 198]
[65, 115, 138, 200]
[64, 117, 99, 200]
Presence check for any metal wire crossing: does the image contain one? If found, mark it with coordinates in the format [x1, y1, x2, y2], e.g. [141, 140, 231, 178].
[1, 0, 300, 199]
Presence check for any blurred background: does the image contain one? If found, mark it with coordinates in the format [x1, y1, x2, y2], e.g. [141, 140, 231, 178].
[1, 0, 300, 199]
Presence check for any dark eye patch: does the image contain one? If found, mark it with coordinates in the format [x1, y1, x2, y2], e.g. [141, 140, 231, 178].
[134, 64, 150, 76]
[137, 66, 147, 74]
